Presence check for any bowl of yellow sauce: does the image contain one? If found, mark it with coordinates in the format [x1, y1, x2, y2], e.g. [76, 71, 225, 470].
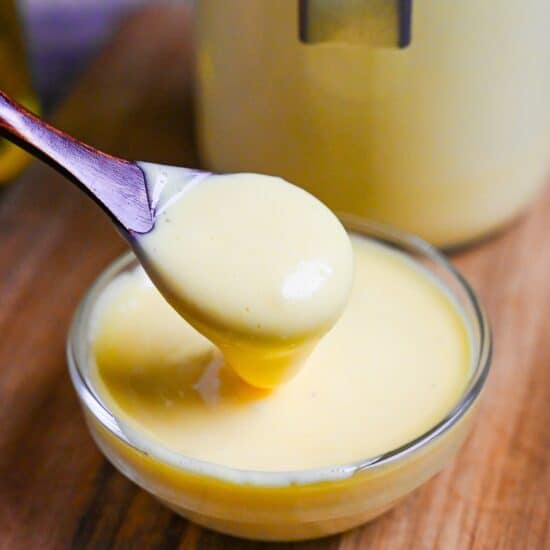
[67, 217, 491, 542]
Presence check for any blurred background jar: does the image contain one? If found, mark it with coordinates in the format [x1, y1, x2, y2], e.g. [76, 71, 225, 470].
[195, 1, 550, 248]
[0, 0, 39, 184]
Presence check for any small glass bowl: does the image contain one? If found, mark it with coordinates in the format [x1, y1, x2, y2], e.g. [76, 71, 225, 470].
[67, 217, 491, 542]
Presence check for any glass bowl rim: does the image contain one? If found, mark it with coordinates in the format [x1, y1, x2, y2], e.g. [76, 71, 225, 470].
[67, 216, 492, 487]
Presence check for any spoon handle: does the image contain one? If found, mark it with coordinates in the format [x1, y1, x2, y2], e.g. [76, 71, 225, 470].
[0, 90, 153, 234]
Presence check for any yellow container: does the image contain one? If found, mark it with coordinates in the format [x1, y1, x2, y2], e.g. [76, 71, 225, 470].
[195, 0, 550, 248]
[0, 0, 39, 183]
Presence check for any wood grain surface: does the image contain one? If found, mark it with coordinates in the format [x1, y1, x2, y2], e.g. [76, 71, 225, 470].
[0, 4, 548, 549]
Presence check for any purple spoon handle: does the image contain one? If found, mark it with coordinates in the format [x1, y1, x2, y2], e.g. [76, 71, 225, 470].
[0, 90, 153, 234]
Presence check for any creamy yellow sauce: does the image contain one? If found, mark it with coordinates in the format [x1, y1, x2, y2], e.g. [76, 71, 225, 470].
[91, 235, 471, 471]
[135, 166, 353, 388]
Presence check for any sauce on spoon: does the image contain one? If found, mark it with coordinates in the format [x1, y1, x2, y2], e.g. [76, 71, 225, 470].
[136, 164, 354, 388]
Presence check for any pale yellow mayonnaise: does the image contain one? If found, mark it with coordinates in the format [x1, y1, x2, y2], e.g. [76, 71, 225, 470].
[135, 165, 353, 388]
[91, 236, 471, 471]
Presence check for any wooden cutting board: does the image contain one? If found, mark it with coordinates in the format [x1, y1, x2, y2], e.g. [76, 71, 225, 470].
[0, 5, 548, 549]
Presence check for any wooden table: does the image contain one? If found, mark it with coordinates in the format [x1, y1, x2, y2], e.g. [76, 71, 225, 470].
[1, 5, 548, 549]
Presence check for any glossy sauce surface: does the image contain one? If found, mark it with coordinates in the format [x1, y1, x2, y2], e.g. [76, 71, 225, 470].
[91, 236, 471, 471]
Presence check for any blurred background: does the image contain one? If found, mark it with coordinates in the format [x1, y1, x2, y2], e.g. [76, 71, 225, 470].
[21, 0, 163, 110]
[1, 0, 179, 182]
[3, 0, 549, 245]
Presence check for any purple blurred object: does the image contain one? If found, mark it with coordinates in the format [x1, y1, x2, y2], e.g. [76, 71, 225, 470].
[21, 0, 152, 109]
